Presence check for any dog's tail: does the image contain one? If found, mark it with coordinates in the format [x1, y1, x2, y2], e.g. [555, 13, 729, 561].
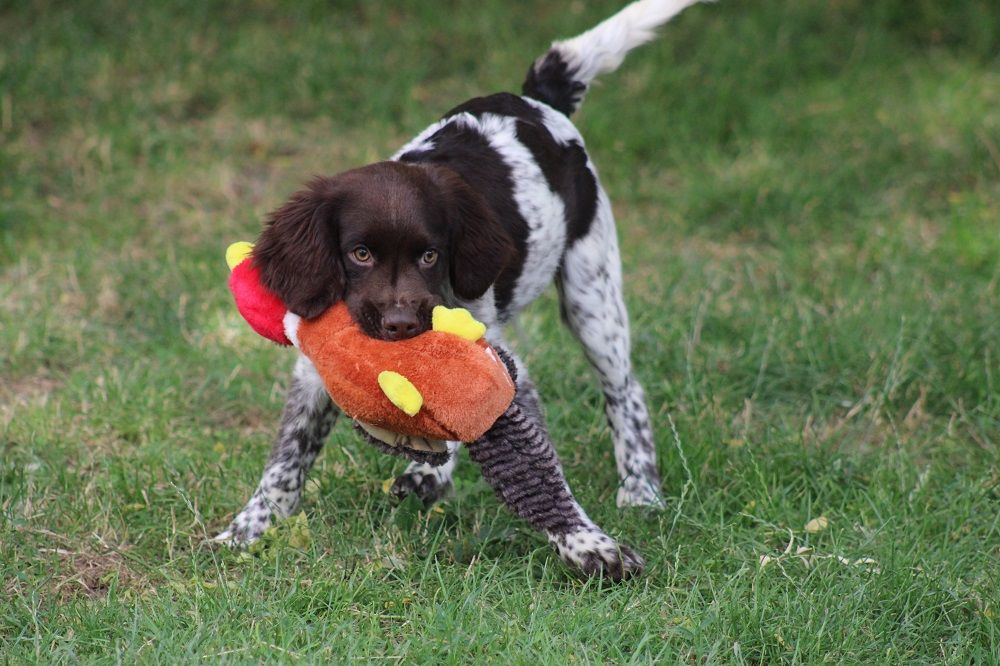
[522, 0, 706, 116]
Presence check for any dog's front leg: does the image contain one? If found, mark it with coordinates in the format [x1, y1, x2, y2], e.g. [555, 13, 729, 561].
[468, 392, 644, 581]
[215, 355, 338, 546]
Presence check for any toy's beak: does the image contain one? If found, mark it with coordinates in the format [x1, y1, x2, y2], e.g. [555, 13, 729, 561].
[377, 371, 423, 417]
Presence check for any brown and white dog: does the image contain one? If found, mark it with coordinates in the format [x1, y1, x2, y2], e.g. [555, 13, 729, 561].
[217, 0, 708, 580]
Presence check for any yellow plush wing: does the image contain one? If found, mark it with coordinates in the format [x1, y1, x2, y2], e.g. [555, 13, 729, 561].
[377, 371, 423, 417]
[431, 306, 486, 341]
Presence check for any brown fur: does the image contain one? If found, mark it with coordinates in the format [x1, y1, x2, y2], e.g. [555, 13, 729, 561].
[253, 162, 515, 339]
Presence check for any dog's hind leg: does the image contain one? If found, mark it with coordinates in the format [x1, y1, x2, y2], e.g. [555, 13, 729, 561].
[215, 354, 338, 546]
[556, 189, 663, 508]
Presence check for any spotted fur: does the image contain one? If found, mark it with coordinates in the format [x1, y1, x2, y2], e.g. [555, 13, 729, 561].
[215, 356, 337, 545]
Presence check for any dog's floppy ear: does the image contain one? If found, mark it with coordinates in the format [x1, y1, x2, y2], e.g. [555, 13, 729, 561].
[253, 176, 345, 319]
[427, 166, 515, 300]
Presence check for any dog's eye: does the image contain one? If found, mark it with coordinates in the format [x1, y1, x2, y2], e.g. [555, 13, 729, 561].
[351, 246, 373, 264]
[420, 249, 438, 266]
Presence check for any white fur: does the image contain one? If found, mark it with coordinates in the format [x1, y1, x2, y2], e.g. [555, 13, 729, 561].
[283, 311, 301, 348]
[480, 115, 568, 312]
[552, 0, 706, 89]
[288, 355, 327, 430]
[391, 117, 452, 160]
[522, 96, 586, 146]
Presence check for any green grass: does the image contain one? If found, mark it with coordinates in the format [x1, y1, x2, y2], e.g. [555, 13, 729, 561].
[2, 0, 998, 662]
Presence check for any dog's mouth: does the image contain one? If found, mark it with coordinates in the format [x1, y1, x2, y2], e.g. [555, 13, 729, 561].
[353, 301, 435, 341]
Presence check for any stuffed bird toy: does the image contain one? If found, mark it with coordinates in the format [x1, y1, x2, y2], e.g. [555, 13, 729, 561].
[225, 242, 516, 460]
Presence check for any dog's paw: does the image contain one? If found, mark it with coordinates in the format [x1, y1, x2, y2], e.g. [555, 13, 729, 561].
[616, 475, 665, 509]
[577, 541, 644, 581]
[213, 501, 272, 547]
[213, 528, 246, 547]
[550, 529, 645, 582]
[390, 465, 453, 506]
[213, 521, 269, 548]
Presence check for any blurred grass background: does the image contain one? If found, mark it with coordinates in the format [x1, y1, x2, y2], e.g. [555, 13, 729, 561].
[1, 0, 998, 662]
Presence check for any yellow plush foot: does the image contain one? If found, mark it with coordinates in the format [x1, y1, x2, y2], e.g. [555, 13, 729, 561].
[431, 306, 486, 341]
[377, 371, 423, 416]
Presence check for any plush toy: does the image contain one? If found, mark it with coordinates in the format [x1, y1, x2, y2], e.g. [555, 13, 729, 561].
[225, 242, 516, 454]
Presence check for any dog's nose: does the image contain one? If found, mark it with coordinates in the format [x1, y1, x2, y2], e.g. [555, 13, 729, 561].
[381, 308, 421, 341]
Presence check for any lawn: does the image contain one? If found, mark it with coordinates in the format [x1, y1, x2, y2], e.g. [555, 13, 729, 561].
[2, 0, 998, 662]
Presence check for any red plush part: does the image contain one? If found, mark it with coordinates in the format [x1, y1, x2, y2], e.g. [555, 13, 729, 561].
[298, 304, 515, 442]
[229, 260, 291, 346]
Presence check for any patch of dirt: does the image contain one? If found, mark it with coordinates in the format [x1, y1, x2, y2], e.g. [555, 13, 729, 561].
[48, 548, 143, 601]
[7, 532, 150, 603]
[0, 372, 63, 428]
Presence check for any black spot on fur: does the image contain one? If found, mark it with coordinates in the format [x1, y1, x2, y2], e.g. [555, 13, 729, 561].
[514, 120, 597, 243]
[444, 92, 544, 124]
[447, 93, 599, 245]
[522, 50, 587, 117]
[444, 91, 597, 243]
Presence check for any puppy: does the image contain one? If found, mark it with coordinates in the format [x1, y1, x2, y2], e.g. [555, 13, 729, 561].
[217, 0, 707, 580]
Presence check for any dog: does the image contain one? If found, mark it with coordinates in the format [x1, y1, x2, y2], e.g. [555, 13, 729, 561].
[216, 0, 707, 580]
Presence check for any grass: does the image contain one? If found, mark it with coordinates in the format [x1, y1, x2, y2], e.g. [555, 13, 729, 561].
[1, 0, 998, 662]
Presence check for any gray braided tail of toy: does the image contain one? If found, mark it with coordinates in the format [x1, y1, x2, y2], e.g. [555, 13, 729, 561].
[466, 350, 644, 581]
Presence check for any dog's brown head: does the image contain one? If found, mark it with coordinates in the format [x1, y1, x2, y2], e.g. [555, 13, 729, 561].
[252, 161, 514, 340]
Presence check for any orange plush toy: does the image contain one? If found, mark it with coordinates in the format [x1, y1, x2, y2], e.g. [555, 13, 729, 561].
[225, 242, 515, 457]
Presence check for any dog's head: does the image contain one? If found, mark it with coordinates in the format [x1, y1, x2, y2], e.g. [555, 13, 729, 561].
[252, 161, 514, 340]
